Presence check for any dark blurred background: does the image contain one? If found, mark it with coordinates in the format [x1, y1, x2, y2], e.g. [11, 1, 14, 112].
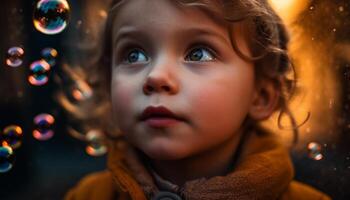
[0, 0, 349, 199]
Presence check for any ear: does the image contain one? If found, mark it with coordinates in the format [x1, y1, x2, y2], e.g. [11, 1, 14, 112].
[249, 79, 280, 121]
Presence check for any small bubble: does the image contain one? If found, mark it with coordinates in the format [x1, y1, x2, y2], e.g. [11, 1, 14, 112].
[1, 125, 23, 149]
[307, 142, 323, 161]
[6, 47, 24, 67]
[339, 6, 344, 12]
[71, 80, 93, 101]
[33, 0, 70, 35]
[85, 130, 107, 156]
[28, 60, 51, 86]
[0, 146, 15, 173]
[41, 47, 58, 66]
[311, 37, 315, 41]
[309, 6, 315, 10]
[76, 20, 82, 29]
[33, 113, 55, 141]
[333, 28, 337, 32]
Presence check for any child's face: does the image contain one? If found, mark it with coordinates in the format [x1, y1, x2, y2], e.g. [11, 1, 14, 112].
[111, 0, 257, 160]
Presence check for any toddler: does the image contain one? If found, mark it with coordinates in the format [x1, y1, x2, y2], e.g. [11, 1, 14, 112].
[64, 0, 331, 199]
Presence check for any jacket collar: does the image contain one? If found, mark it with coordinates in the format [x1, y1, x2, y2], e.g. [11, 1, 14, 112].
[107, 128, 294, 200]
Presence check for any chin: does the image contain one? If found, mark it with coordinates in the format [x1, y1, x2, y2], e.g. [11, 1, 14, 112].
[141, 142, 188, 161]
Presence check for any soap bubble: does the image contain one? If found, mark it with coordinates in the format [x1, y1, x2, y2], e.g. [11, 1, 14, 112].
[6, 47, 24, 67]
[1, 125, 23, 149]
[85, 130, 107, 156]
[28, 60, 51, 86]
[41, 47, 58, 66]
[71, 80, 93, 101]
[33, 0, 70, 35]
[307, 142, 323, 161]
[33, 113, 55, 141]
[0, 146, 15, 173]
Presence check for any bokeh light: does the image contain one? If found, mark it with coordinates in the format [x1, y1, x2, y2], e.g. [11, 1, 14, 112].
[41, 47, 58, 66]
[1, 125, 23, 149]
[85, 130, 107, 156]
[28, 60, 51, 86]
[33, 113, 55, 141]
[0, 146, 15, 173]
[307, 142, 324, 161]
[71, 80, 93, 101]
[33, 0, 70, 35]
[6, 47, 24, 67]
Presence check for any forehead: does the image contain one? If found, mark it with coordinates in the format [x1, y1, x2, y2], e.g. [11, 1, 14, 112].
[111, 0, 229, 38]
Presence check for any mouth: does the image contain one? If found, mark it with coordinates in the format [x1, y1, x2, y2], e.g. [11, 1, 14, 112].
[139, 106, 184, 128]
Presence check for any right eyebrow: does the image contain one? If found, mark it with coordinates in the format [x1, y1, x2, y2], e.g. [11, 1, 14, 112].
[113, 26, 151, 48]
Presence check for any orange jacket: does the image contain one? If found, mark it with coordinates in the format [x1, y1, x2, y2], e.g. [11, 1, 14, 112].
[65, 129, 332, 200]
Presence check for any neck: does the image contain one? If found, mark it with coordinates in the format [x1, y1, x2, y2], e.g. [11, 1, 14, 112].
[148, 127, 248, 187]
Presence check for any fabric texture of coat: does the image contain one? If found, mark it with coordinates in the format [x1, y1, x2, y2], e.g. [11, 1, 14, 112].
[65, 127, 332, 200]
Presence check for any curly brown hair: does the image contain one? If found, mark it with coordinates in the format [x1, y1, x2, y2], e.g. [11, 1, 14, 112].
[58, 0, 302, 144]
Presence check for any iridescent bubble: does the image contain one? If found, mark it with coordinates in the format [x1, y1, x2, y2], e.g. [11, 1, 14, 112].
[41, 47, 58, 66]
[6, 47, 24, 67]
[307, 142, 323, 161]
[33, 0, 70, 35]
[28, 60, 51, 86]
[71, 80, 93, 101]
[1, 125, 23, 149]
[85, 130, 107, 156]
[0, 146, 15, 173]
[33, 113, 55, 141]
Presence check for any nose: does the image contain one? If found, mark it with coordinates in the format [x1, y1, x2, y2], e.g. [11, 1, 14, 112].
[143, 59, 179, 95]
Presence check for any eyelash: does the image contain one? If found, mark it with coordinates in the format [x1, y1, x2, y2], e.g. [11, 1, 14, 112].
[118, 43, 219, 64]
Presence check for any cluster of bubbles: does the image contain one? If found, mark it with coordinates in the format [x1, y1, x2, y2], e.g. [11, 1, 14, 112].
[307, 142, 324, 161]
[2, 0, 108, 173]
[0, 114, 55, 173]
[5, 46, 58, 86]
[0, 125, 21, 173]
[33, 0, 70, 35]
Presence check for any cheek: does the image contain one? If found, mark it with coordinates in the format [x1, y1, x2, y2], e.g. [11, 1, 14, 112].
[189, 73, 255, 137]
[111, 77, 134, 124]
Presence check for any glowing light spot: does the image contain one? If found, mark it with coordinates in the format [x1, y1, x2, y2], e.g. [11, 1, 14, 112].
[28, 60, 51, 86]
[33, 113, 55, 141]
[71, 80, 93, 101]
[85, 130, 107, 156]
[1, 125, 23, 149]
[33, 0, 70, 35]
[6, 47, 24, 67]
[0, 146, 14, 173]
[307, 142, 323, 161]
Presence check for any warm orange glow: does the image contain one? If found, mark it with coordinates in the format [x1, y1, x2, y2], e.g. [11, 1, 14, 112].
[269, 0, 309, 23]
[263, 0, 340, 147]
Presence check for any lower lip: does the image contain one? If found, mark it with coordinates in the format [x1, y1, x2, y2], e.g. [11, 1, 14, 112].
[143, 117, 182, 128]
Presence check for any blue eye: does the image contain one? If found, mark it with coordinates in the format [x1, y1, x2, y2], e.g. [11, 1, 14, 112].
[186, 47, 215, 62]
[125, 49, 148, 63]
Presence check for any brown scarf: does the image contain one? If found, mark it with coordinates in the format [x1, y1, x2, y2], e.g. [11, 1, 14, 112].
[107, 128, 294, 200]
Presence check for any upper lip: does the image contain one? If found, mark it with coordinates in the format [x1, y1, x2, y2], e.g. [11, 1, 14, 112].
[140, 106, 183, 121]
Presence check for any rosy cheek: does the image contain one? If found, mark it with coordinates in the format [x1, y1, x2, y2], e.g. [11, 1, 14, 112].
[112, 83, 133, 116]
